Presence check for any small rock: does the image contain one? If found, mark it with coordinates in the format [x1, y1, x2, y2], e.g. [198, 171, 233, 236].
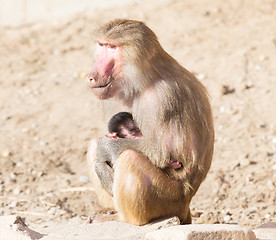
[258, 122, 266, 128]
[222, 85, 235, 95]
[219, 106, 225, 113]
[47, 206, 60, 215]
[148, 216, 180, 230]
[259, 55, 268, 61]
[254, 222, 276, 240]
[2, 115, 12, 120]
[244, 81, 254, 89]
[255, 64, 261, 71]
[223, 215, 231, 223]
[13, 187, 21, 195]
[243, 209, 257, 217]
[39, 140, 47, 146]
[231, 109, 239, 115]
[53, 49, 60, 56]
[146, 224, 256, 240]
[246, 173, 254, 182]
[21, 128, 28, 133]
[267, 152, 274, 157]
[193, 211, 204, 218]
[37, 171, 46, 177]
[267, 180, 274, 190]
[196, 73, 205, 80]
[79, 176, 90, 183]
[10, 172, 17, 180]
[0, 215, 44, 239]
[249, 160, 257, 165]
[8, 201, 17, 208]
[1, 149, 11, 158]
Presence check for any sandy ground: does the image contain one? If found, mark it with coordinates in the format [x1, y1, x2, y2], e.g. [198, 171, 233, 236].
[0, 0, 275, 231]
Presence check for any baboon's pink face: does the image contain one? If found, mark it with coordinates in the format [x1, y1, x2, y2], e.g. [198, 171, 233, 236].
[87, 41, 122, 100]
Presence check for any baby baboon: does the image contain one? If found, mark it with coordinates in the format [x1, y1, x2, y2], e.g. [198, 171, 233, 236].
[95, 112, 142, 195]
[96, 112, 183, 195]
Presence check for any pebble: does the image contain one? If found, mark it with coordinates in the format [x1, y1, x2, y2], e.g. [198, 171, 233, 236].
[244, 81, 254, 89]
[10, 172, 16, 180]
[249, 160, 257, 165]
[255, 64, 261, 71]
[258, 122, 266, 128]
[219, 106, 225, 113]
[16, 161, 23, 168]
[1, 115, 12, 120]
[243, 209, 256, 217]
[8, 201, 17, 208]
[24, 88, 31, 95]
[1, 149, 11, 157]
[37, 171, 45, 177]
[13, 187, 21, 195]
[267, 152, 274, 157]
[47, 206, 60, 215]
[246, 174, 254, 182]
[259, 55, 268, 61]
[223, 215, 231, 223]
[53, 49, 60, 56]
[79, 176, 90, 183]
[267, 180, 274, 190]
[45, 192, 54, 198]
[196, 73, 205, 81]
[221, 85, 235, 95]
[21, 128, 28, 133]
[25, 188, 31, 195]
[39, 141, 47, 146]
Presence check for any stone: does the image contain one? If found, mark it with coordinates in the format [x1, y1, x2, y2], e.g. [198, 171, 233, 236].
[0, 215, 260, 240]
[145, 224, 256, 240]
[0, 215, 44, 240]
[253, 222, 276, 240]
[147, 216, 180, 230]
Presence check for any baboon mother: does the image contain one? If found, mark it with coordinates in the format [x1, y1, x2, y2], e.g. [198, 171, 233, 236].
[87, 19, 214, 225]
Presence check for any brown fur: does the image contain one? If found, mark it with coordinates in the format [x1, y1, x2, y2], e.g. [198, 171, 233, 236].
[113, 150, 192, 225]
[87, 19, 214, 225]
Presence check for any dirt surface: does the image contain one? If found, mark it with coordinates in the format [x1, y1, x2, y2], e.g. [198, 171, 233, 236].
[0, 0, 275, 231]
